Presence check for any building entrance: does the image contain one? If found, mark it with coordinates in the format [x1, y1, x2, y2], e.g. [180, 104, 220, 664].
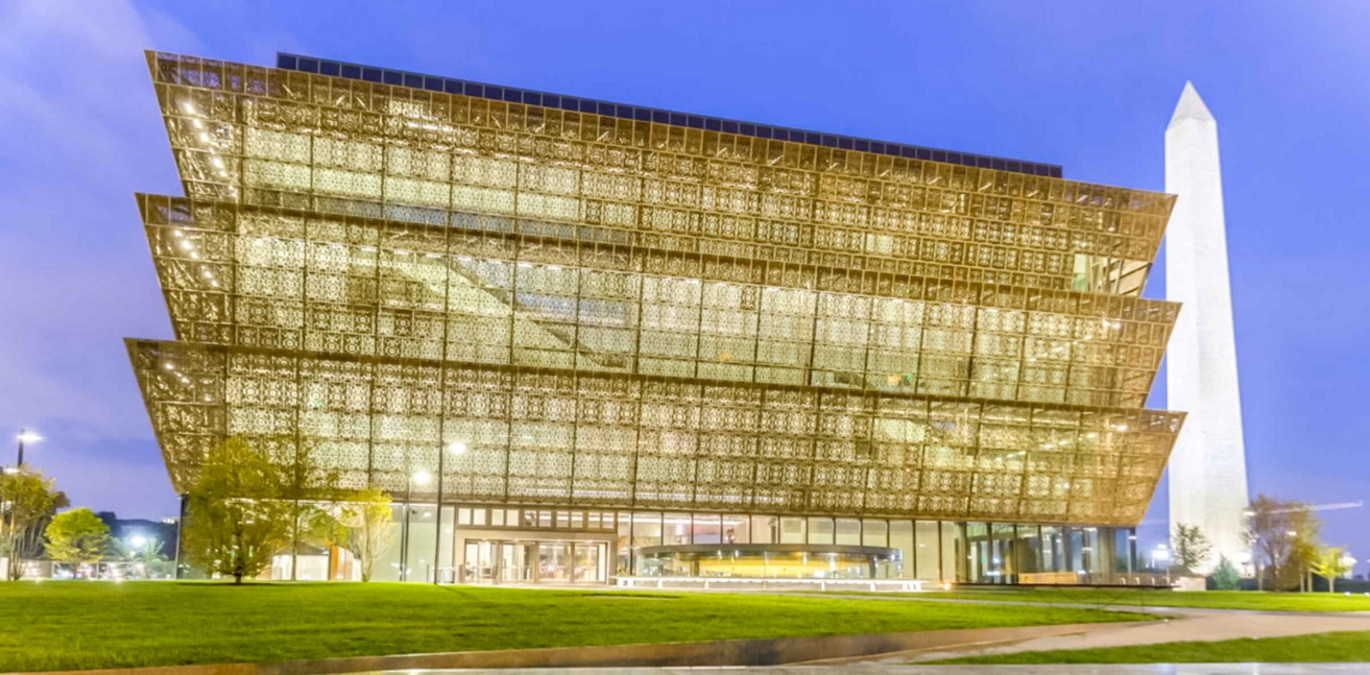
[461, 539, 606, 584]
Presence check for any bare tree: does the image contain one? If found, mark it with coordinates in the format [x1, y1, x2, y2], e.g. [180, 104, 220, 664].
[1245, 495, 1322, 591]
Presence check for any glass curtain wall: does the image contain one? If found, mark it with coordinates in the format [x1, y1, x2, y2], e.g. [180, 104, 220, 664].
[410, 505, 1128, 583]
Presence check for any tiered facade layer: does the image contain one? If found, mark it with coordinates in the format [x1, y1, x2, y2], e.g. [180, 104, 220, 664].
[129, 52, 1183, 527]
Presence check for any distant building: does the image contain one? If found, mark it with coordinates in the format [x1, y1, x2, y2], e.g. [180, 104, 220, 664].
[128, 52, 1184, 585]
[96, 512, 180, 556]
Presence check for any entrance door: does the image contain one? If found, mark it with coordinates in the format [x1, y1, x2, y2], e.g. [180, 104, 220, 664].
[499, 542, 532, 583]
[537, 542, 572, 582]
[574, 542, 603, 583]
[463, 540, 498, 583]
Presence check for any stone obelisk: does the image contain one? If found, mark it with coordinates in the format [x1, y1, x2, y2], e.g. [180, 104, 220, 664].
[1165, 82, 1250, 572]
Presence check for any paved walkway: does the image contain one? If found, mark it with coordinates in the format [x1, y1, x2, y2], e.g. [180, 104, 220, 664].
[785, 594, 1370, 664]
[373, 665, 1370, 674]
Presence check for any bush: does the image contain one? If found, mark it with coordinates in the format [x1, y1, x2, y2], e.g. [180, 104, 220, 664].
[1208, 555, 1240, 590]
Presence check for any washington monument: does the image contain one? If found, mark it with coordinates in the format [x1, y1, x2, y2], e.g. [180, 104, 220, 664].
[1165, 82, 1250, 570]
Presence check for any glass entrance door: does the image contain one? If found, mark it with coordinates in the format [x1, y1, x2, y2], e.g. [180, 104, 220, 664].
[463, 539, 607, 584]
[463, 541, 497, 583]
[574, 542, 603, 582]
[499, 542, 532, 583]
[538, 543, 572, 582]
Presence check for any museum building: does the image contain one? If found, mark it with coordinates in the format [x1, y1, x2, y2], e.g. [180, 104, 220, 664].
[128, 52, 1184, 585]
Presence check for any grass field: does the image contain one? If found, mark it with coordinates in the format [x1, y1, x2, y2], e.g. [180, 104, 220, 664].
[934, 631, 1370, 664]
[0, 581, 1147, 671]
[900, 588, 1370, 613]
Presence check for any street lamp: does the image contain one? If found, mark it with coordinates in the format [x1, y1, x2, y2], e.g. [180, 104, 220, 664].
[15, 430, 41, 467]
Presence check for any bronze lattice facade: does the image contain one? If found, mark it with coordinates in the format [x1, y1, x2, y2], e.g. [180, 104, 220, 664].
[128, 52, 1184, 581]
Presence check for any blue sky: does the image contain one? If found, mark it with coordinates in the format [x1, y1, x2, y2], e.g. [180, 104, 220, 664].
[2, 1, 1367, 569]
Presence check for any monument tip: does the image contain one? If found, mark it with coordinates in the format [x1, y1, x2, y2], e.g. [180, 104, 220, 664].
[1169, 81, 1214, 127]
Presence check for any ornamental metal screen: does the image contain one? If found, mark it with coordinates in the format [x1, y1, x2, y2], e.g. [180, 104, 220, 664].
[128, 51, 1184, 527]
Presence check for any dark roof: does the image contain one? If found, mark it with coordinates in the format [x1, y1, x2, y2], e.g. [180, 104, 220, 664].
[277, 53, 1062, 179]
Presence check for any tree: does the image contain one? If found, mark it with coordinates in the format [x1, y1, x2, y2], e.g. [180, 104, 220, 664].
[334, 489, 396, 582]
[1209, 555, 1240, 590]
[44, 508, 110, 572]
[1171, 522, 1213, 575]
[1311, 546, 1351, 594]
[1289, 509, 1321, 593]
[277, 436, 342, 581]
[0, 468, 65, 580]
[182, 437, 290, 584]
[1245, 495, 1322, 591]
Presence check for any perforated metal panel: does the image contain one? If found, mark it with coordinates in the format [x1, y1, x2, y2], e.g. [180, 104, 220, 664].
[128, 52, 1184, 527]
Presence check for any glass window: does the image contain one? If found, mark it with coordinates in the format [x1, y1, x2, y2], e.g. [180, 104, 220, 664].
[863, 519, 888, 548]
[436, 505, 455, 582]
[835, 518, 861, 545]
[722, 514, 749, 544]
[457, 507, 472, 526]
[779, 516, 806, 543]
[407, 505, 437, 582]
[631, 512, 662, 547]
[1081, 527, 1100, 575]
[372, 505, 404, 581]
[808, 517, 834, 544]
[663, 512, 692, 545]
[944, 522, 964, 583]
[1067, 527, 1085, 574]
[890, 520, 914, 579]
[489, 508, 505, 527]
[1041, 525, 1063, 572]
[965, 522, 990, 582]
[751, 515, 777, 544]
[538, 511, 554, 528]
[1117, 528, 1137, 574]
[915, 521, 940, 580]
[617, 514, 632, 575]
[1017, 525, 1042, 575]
[471, 508, 487, 526]
[692, 513, 722, 544]
[992, 523, 1015, 582]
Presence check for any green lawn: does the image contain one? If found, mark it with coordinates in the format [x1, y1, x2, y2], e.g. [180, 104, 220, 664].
[0, 581, 1146, 671]
[934, 631, 1370, 664]
[904, 588, 1370, 612]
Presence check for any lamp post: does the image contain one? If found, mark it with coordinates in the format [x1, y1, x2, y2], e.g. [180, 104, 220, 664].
[434, 441, 467, 584]
[15, 430, 40, 467]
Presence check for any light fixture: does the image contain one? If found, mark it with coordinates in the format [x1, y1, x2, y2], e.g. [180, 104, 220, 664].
[16, 431, 41, 444]
[411, 471, 432, 485]
[447, 441, 468, 455]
